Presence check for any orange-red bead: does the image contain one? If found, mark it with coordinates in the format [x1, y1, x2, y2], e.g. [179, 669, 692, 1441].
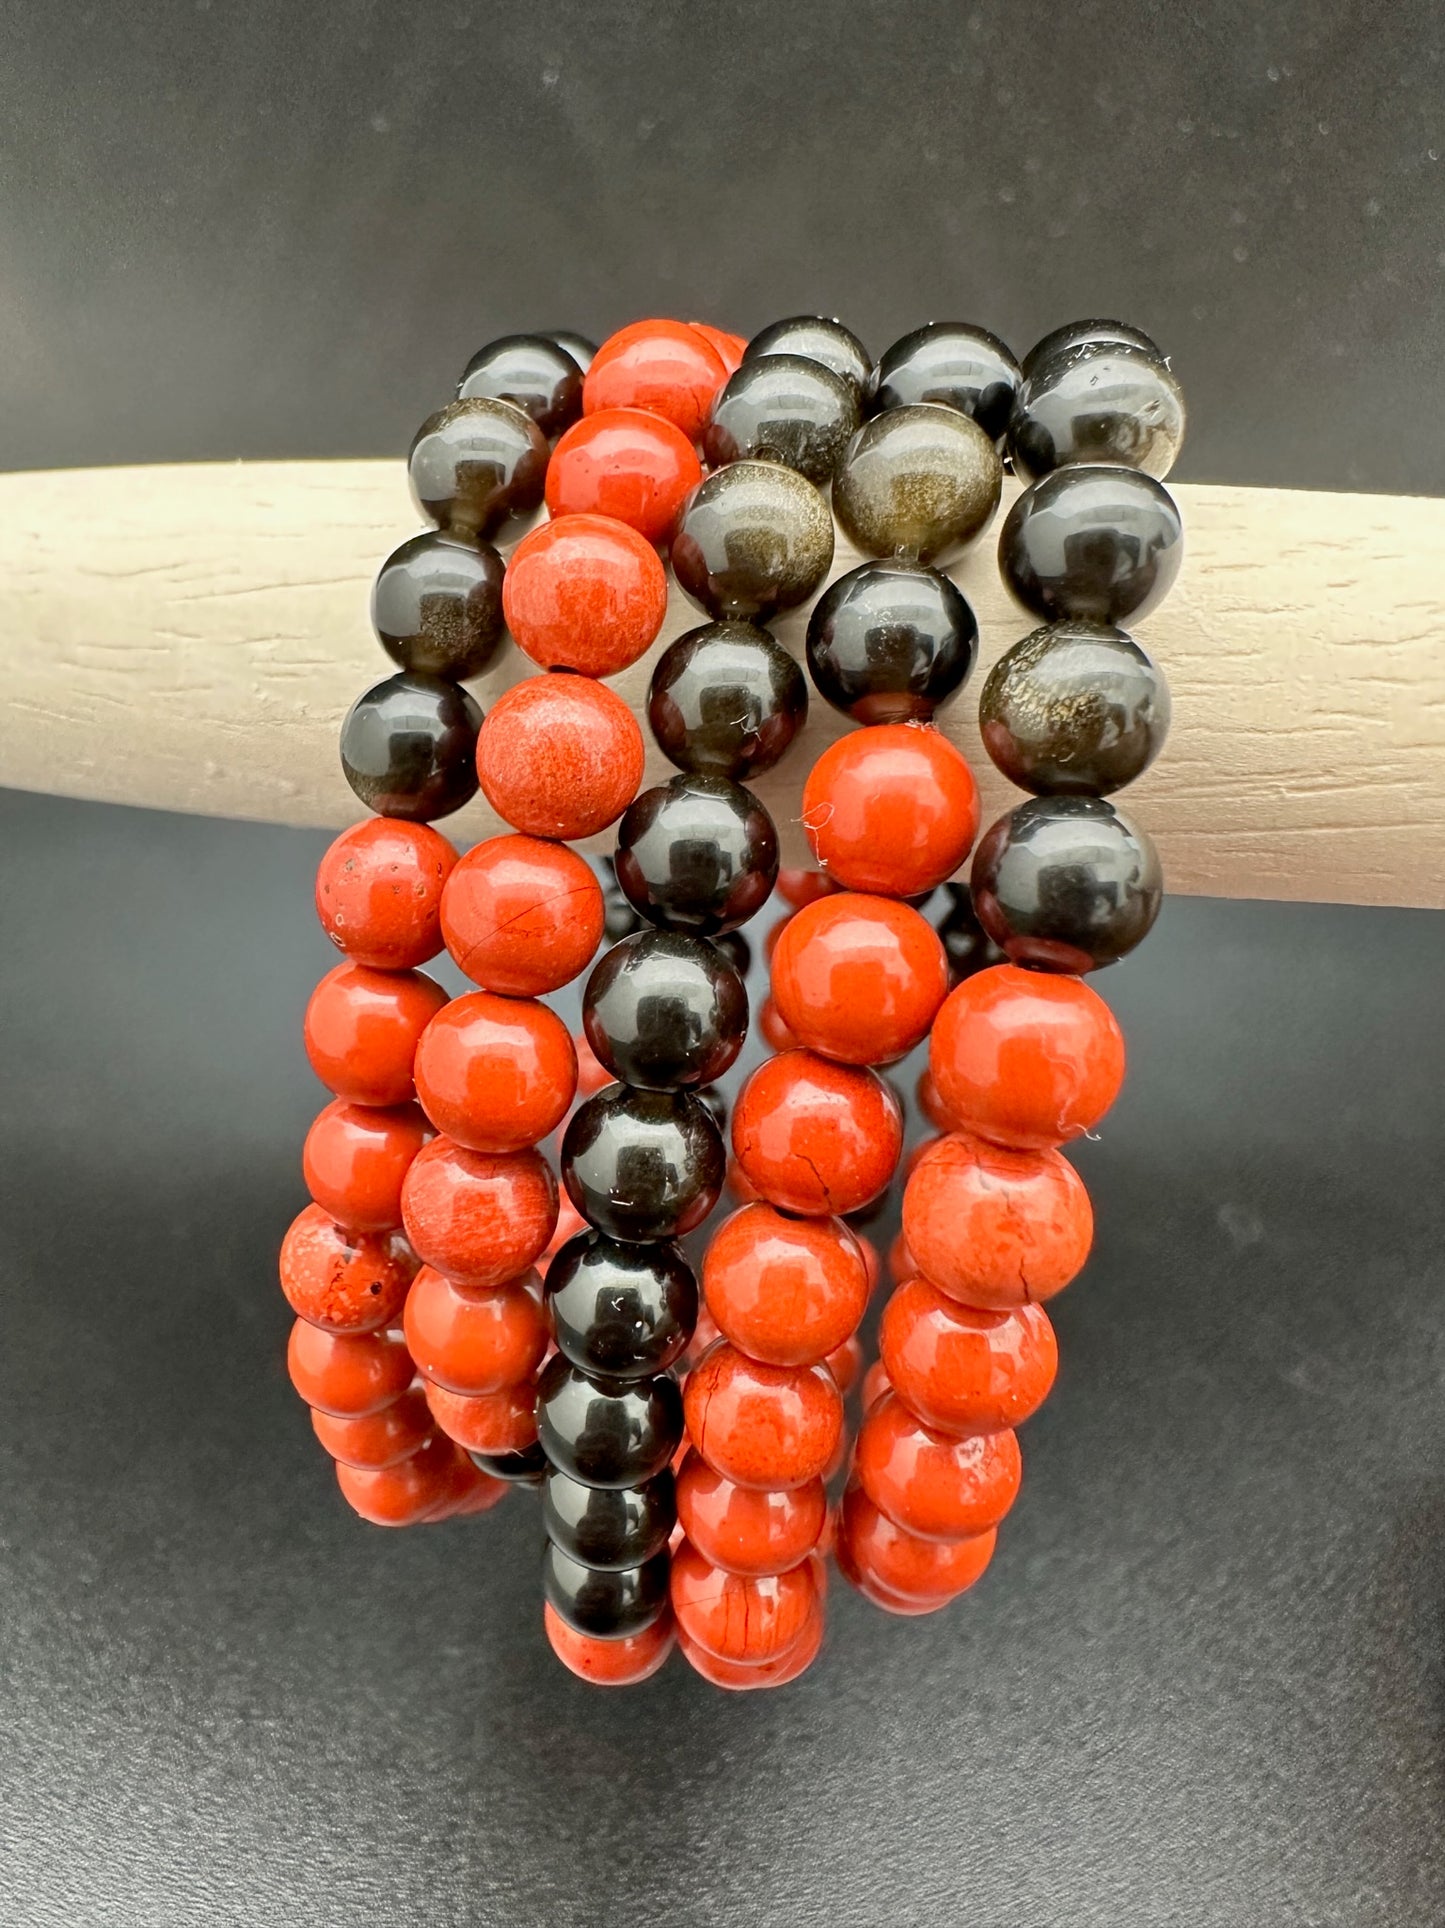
[855, 1390, 1021, 1541]
[302, 1099, 432, 1231]
[683, 1341, 844, 1491]
[544, 1601, 676, 1686]
[677, 1602, 824, 1688]
[572, 1032, 614, 1098]
[776, 866, 840, 910]
[801, 724, 980, 897]
[304, 963, 448, 1107]
[310, 1387, 434, 1469]
[688, 321, 747, 376]
[861, 1358, 891, 1411]
[413, 991, 577, 1154]
[825, 1334, 864, 1395]
[669, 1537, 819, 1662]
[286, 1319, 415, 1417]
[400, 1136, 557, 1287]
[503, 513, 668, 677]
[423, 1376, 539, 1453]
[583, 319, 729, 441]
[314, 818, 459, 970]
[731, 1049, 902, 1216]
[758, 995, 799, 1053]
[916, 1067, 951, 1131]
[335, 1433, 470, 1527]
[888, 1228, 918, 1284]
[703, 1203, 869, 1367]
[279, 1202, 417, 1333]
[675, 1451, 827, 1577]
[441, 1457, 510, 1519]
[930, 963, 1125, 1151]
[838, 1482, 997, 1602]
[441, 835, 604, 997]
[476, 674, 645, 841]
[880, 1277, 1058, 1437]
[903, 1130, 1093, 1309]
[402, 1264, 548, 1395]
[770, 893, 948, 1065]
[546, 407, 702, 545]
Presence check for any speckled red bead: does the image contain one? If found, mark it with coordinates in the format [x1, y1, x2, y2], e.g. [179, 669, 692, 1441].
[731, 1049, 903, 1217]
[286, 1319, 415, 1418]
[314, 818, 459, 970]
[304, 963, 449, 1107]
[336, 1434, 488, 1527]
[400, 1136, 557, 1287]
[703, 1203, 869, 1367]
[441, 835, 604, 997]
[677, 1602, 824, 1688]
[279, 1202, 417, 1333]
[838, 1482, 997, 1602]
[310, 1387, 434, 1469]
[683, 1340, 844, 1491]
[770, 893, 949, 1065]
[476, 675, 646, 840]
[413, 991, 577, 1154]
[503, 513, 669, 677]
[879, 1277, 1059, 1437]
[402, 1264, 548, 1396]
[544, 1602, 676, 1686]
[669, 1537, 819, 1662]
[855, 1390, 1022, 1541]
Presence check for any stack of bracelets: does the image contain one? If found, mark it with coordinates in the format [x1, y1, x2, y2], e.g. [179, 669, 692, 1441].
[280, 310, 1182, 1689]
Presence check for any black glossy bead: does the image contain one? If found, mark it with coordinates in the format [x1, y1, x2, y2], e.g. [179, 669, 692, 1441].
[711, 931, 751, 978]
[935, 885, 1005, 986]
[560, 1086, 725, 1243]
[370, 529, 506, 681]
[547, 329, 598, 373]
[603, 887, 643, 944]
[543, 1466, 676, 1571]
[1021, 319, 1164, 380]
[1009, 342, 1185, 484]
[546, 1229, 698, 1380]
[833, 405, 1002, 565]
[867, 323, 1021, 445]
[998, 467, 1183, 627]
[648, 622, 808, 781]
[971, 795, 1163, 972]
[339, 672, 481, 821]
[468, 1441, 548, 1487]
[536, 1352, 685, 1488]
[456, 332, 584, 439]
[980, 621, 1171, 796]
[542, 1540, 670, 1640]
[407, 397, 549, 540]
[696, 1085, 728, 1135]
[671, 462, 834, 624]
[704, 354, 860, 485]
[616, 775, 779, 936]
[744, 314, 871, 394]
[805, 560, 977, 724]
[584, 930, 748, 1091]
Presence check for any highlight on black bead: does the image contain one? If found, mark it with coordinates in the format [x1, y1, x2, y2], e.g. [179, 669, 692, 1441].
[979, 620, 1171, 796]
[560, 1085, 725, 1244]
[546, 1229, 699, 1380]
[1008, 341, 1185, 484]
[370, 529, 506, 681]
[456, 332, 585, 439]
[339, 671, 481, 822]
[998, 466, 1183, 627]
[704, 353, 860, 484]
[866, 323, 1021, 445]
[616, 775, 779, 937]
[583, 929, 748, 1091]
[407, 396, 549, 539]
[542, 1539, 671, 1639]
[744, 314, 872, 394]
[648, 622, 808, 781]
[543, 1466, 676, 1571]
[806, 559, 978, 724]
[535, 1354, 685, 1489]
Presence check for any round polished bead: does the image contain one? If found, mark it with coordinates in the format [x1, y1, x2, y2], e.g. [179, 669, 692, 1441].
[867, 323, 1021, 443]
[731, 1050, 902, 1216]
[544, 1601, 675, 1684]
[838, 1482, 996, 1601]
[1021, 318, 1165, 380]
[370, 530, 506, 681]
[583, 929, 747, 1091]
[980, 620, 1170, 797]
[280, 1202, 416, 1332]
[402, 1264, 548, 1396]
[583, 318, 730, 440]
[776, 867, 839, 911]
[703, 353, 860, 484]
[476, 674, 644, 841]
[546, 1229, 698, 1380]
[425, 1378, 539, 1455]
[675, 1452, 827, 1577]
[801, 724, 979, 898]
[745, 314, 871, 393]
[503, 513, 668, 677]
[314, 819, 458, 971]
[543, 1541, 671, 1640]
[536, 1353, 684, 1489]
[703, 1203, 868, 1367]
[311, 1388, 434, 1470]
[903, 1132, 1093, 1309]
[972, 795, 1164, 972]
[457, 332, 584, 437]
[935, 885, 1005, 987]
[547, 330, 598, 373]
[712, 930, 751, 978]
[336, 1434, 476, 1528]
[400, 1137, 557, 1287]
[304, 963, 448, 1107]
[683, 1341, 843, 1490]
[670, 1539, 818, 1663]
[408, 397, 549, 539]
[286, 1319, 414, 1418]
[340, 673, 481, 823]
[441, 835, 605, 996]
[999, 466, 1183, 626]
[805, 560, 977, 724]
[414, 991, 576, 1154]
[560, 1085, 724, 1243]
[603, 883, 643, 944]
[648, 622, 808, 781]
[677, 1601, 824, 1688]
[546, 406, 702, 544]
[302, 1099, 432, 1233]
[1009, 341, 1186, 484]
[880, 1277, 1058, 1436]
[770, 894, 948, 1065]
[930, 963, 1125, 1150]
[616, 775, 778, 936]
[690, 322, 747, 373]
[469, 1439, 550, 1486]
[671, 461, 834, 624]
[758, 996, 798, 1053]
[833, 405, 1002, 564]
[543, 1466, 676, 1570]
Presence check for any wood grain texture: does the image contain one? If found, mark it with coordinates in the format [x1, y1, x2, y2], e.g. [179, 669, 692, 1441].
[1, 460, 1441, 908]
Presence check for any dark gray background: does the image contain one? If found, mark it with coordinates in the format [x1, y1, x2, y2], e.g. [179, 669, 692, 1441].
[1, 3, 1442, 1924]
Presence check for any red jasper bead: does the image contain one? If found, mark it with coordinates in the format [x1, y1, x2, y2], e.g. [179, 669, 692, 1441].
[310, 1387, 434, 1469]
[825, 1334, 864, 1396]
[731, 1049, 902, 1217]
[683, 1341, 844, 1490]
[403, 1264, 547, 1395]
[888, 1229, 918, 1284]
[424, 1376, 539, 1453]
[669, 1537, 818, 1662]
[544, 1601, 676, 1686]
[916, 1068, 951, 1131]
[688, 321, 747, 376]
[440, 1456, 509, 1519]
[401, 1136, 557, 1287]
[584, 319, 729, 441]
[477, 674, 644, 840]
[678, 1601, 824, 1689]
[880, 1277, 1058, 1437]
[839, 1482, 996, 1601]
[335, 1432, 462, 1527]
[725, 1158, 760, 1205]
[441, 835, 604, 997]
[776, 866, 839, 910]
[413, 991, 576, 1154]
[675, 1451, 827, 1577]
[572, 1033, 614, 1099]
[758, 995, 799, 1054]
[836, 1531, 952, 1616]
[930, 963, 1125, 1150]
[503, 514, 668, 677]
[855, 1234, 881, 1296]
[279, 1202, 417, 1333]
[314, 818, 458, 970]
[771, 893, 948, 1065]
[286, 1319, 415, 1417]
[861, 1358, 891, 1411]
[304, 963, 448, 1107]
[801, 724, 980, 897]
[855, 1390, 1021, 1541]
[302, 1099, 432, 1232]
[546, 407, 702, 545]
[703, 1203, 869, 1367]
[904, 1130, 1093, 1309]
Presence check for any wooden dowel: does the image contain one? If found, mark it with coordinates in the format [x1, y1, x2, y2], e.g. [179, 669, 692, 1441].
[1, 460, 1441, 909]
